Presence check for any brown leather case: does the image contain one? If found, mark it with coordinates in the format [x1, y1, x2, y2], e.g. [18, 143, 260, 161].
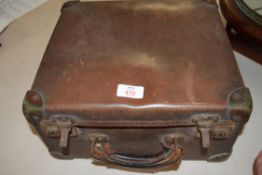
[23, 0, 252, 169]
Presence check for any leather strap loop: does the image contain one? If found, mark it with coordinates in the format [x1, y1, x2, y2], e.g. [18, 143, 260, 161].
[91, 136, 182, 168]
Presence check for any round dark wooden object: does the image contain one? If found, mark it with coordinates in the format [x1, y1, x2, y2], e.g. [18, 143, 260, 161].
[220, 0, 262, 64]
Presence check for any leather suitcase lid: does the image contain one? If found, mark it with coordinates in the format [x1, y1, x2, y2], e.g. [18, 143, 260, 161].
[32, 0, 244, 119]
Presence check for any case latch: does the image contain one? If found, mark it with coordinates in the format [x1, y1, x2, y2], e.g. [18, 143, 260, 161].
[43, 118, 77, 148]
[193, 116, 219, 149]
[56, 119, 72, 148]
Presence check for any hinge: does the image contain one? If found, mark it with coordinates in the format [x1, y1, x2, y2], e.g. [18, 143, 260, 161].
[192, 115, 219, 149]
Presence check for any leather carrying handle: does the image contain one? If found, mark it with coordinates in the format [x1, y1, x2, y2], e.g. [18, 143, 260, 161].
[91, 136, 182, 168]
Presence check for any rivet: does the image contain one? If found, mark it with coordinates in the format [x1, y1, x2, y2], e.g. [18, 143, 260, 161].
[28, 115, 42, 123]
[32, 116, 41, 120]
[232, 93, 241, 101]
[26, 91, 42, 106]
[232, 115, 242, 122]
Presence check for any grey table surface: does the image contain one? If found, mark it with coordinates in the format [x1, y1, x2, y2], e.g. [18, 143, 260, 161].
[0, 0, 261, 175]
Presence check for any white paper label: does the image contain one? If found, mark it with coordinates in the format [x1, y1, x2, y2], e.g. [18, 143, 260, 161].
[116, 84, 144, 99]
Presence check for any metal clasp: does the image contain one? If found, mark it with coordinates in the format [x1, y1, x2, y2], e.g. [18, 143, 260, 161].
[56, 119, 72, 148]
[43, 118, 76, 148]
[192, 115, 219, 149]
